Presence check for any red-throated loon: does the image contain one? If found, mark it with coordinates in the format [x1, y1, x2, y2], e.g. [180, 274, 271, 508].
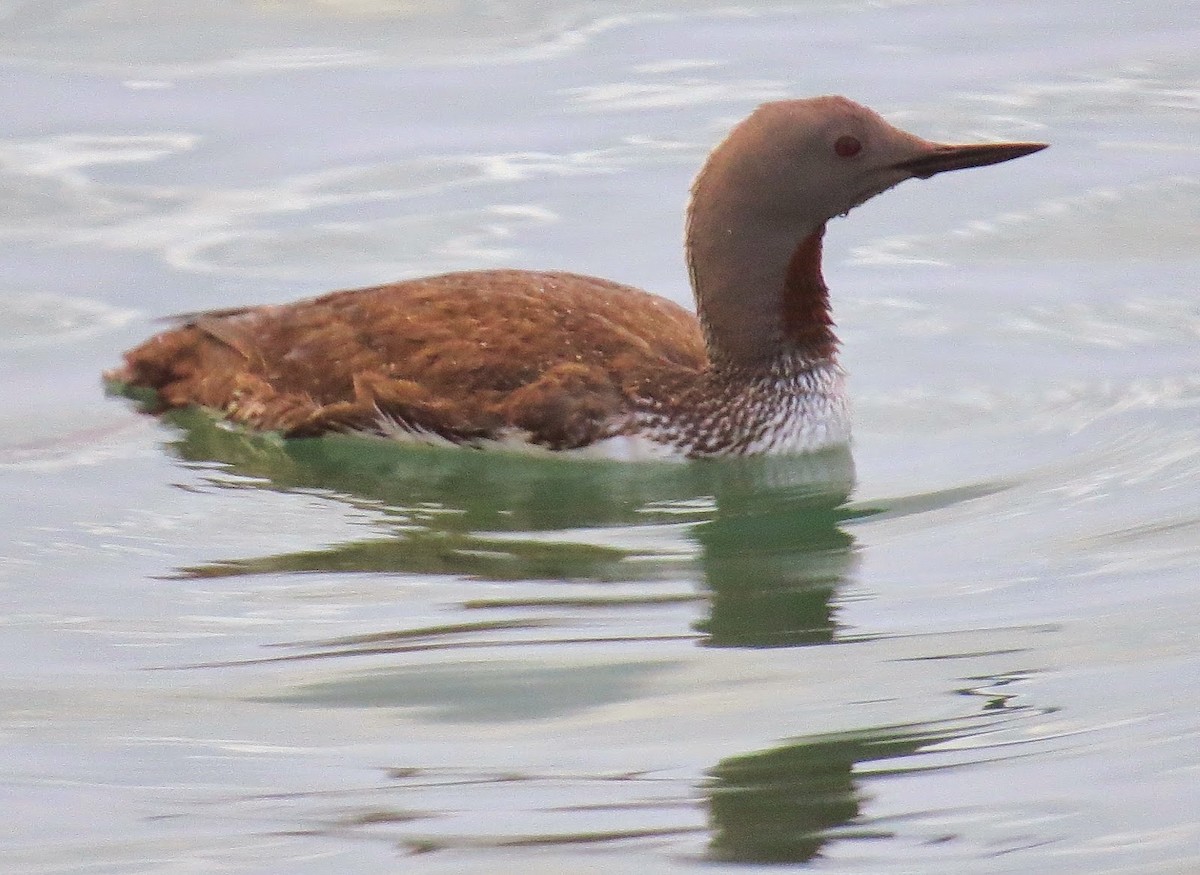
[107, 96, 1046, 460]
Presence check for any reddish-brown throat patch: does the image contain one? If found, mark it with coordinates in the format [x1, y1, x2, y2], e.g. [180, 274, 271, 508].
[781, 224, 837, 359]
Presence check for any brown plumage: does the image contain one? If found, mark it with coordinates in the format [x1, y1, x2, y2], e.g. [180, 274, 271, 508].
[110, 270, 707, 448]
[108, 97, 1046, 458]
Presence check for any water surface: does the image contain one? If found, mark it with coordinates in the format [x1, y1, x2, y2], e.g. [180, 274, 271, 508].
[1, 1, 1198, 872]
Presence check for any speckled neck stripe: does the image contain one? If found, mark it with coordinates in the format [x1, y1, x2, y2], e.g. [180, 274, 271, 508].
[627, 355, 849, 458]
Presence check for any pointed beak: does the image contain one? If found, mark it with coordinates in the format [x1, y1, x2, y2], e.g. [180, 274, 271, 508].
[893, 141, 1048, 180]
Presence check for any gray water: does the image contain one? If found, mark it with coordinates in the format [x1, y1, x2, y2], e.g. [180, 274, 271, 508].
[2, 1, 1198, 872]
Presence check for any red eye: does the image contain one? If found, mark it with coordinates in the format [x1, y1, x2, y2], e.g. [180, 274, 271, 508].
[834, 135, 862, 158]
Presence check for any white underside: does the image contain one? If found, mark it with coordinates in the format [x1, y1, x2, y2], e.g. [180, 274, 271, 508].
[368, 422, 851, 462]
[367, 362, 851, 462]
[369, 417, 692, 462]
[570, 433, 698, 462]
[368, 421, 850, 463]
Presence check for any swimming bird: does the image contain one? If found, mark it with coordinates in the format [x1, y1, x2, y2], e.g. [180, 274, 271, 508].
[107, 96, 1045, 460]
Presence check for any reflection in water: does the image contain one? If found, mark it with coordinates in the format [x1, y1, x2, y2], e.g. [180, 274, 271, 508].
[160, 409, 861, 651]
[178, 527, 640, 585]
[705, 704, 1040, 865]
[148, 413, 1058, 862]
[164, 408, 714, 533]
[710, 736, 863, 864]
[224, 679, 1049, 861]
[695, 482, 854, 648]
[260, 659, 677, 723]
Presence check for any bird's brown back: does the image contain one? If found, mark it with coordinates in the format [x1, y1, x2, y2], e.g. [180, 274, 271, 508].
[111, 270, 708, 448]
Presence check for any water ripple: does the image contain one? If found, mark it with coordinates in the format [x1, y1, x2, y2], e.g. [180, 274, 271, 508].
[0, 293, 138, 350]
[854, 176, 1200, 265]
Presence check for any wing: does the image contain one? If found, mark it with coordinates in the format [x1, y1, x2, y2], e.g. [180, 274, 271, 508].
[109, 270, 708, 448]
